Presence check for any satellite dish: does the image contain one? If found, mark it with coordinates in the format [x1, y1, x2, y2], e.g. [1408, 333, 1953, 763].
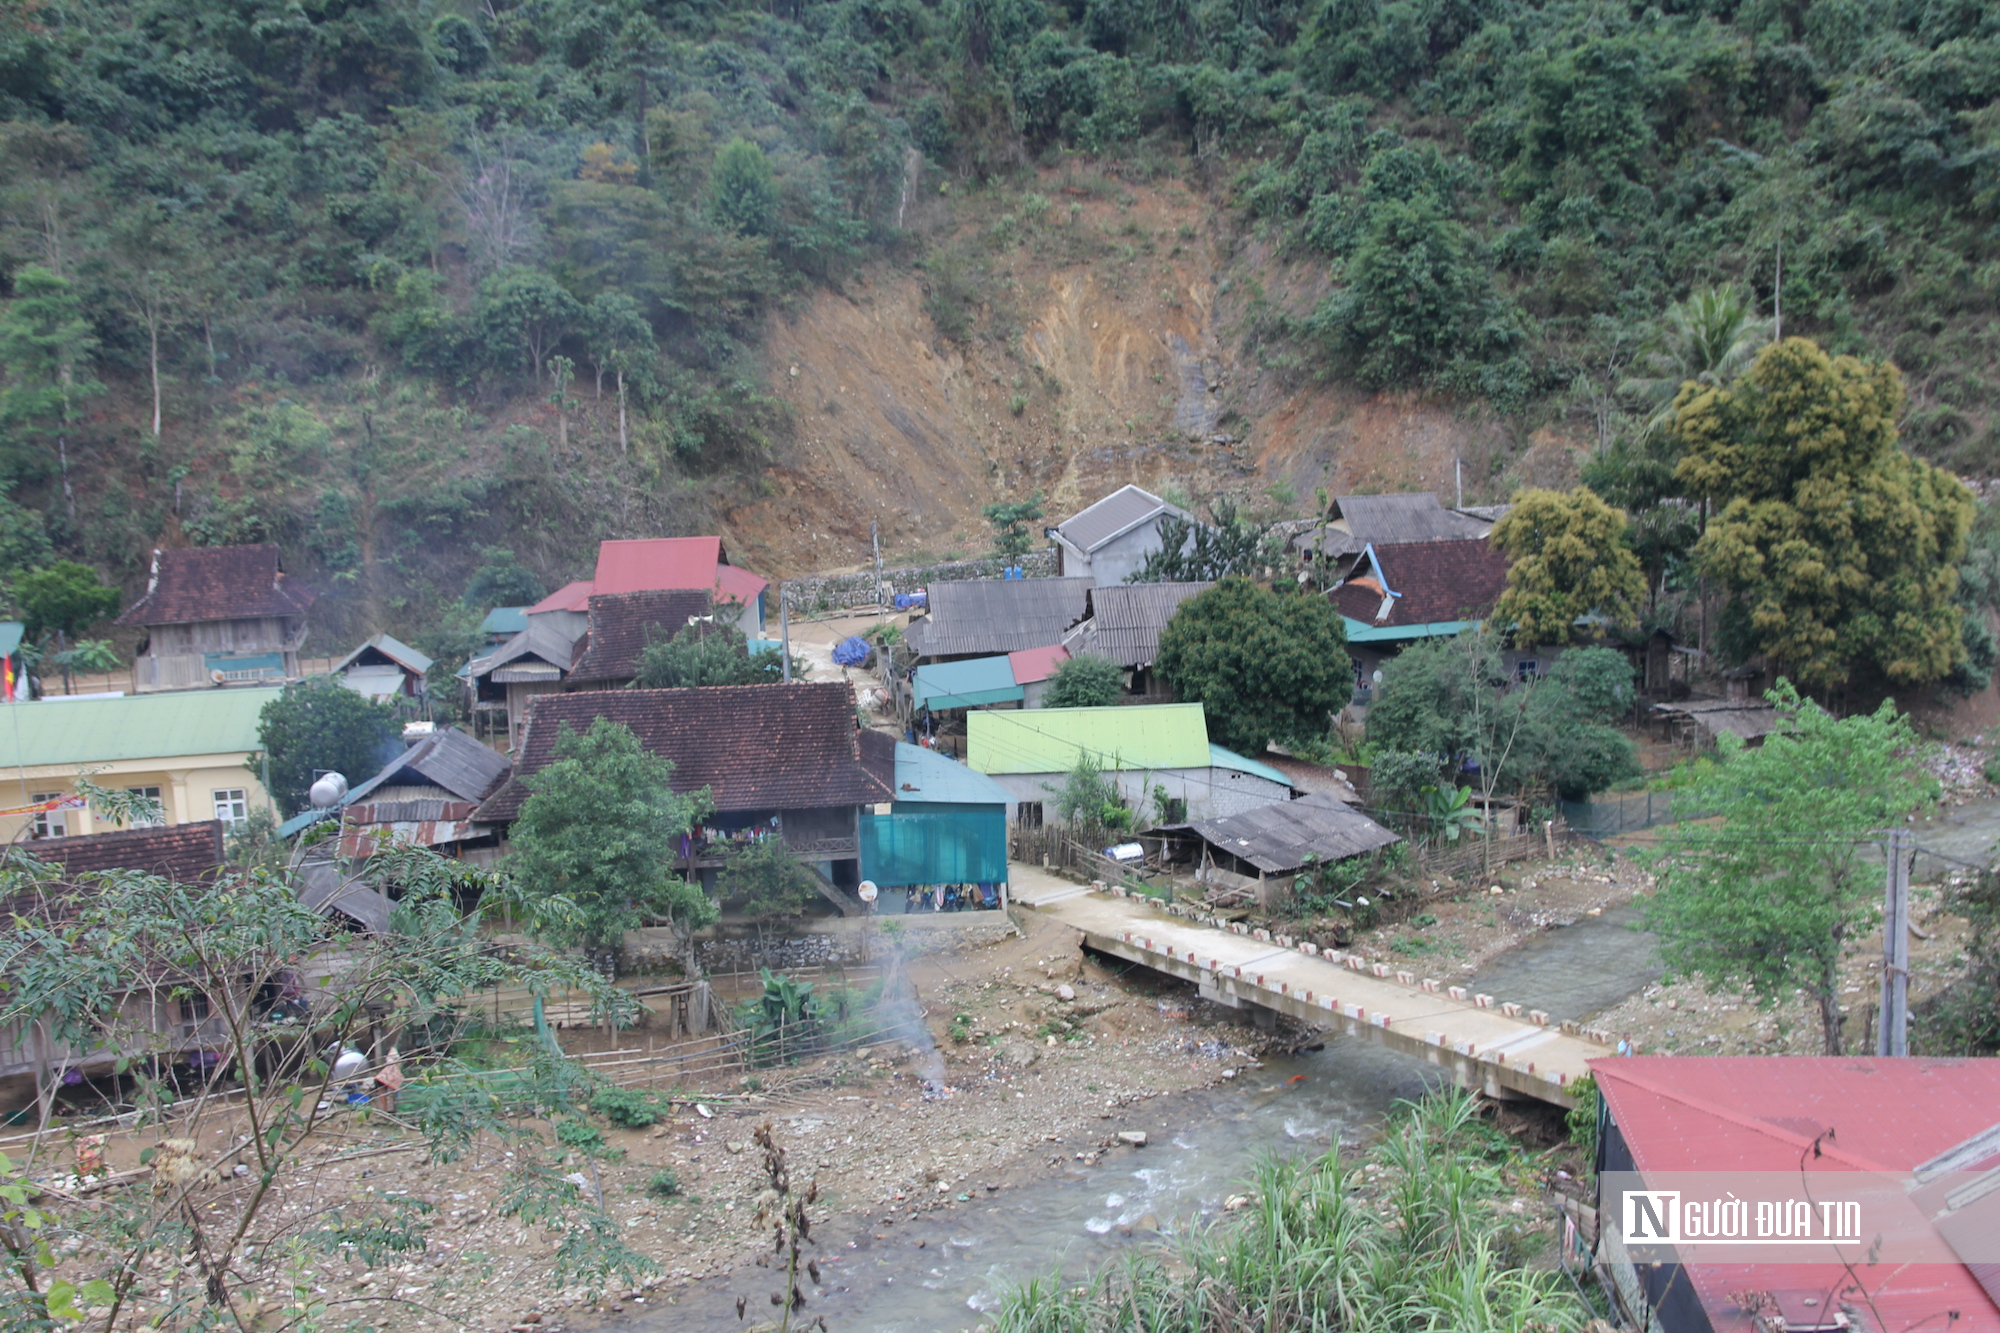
[329, 1048, 368, 1081]
[857, 880, 879, 904]
[209, 669, 228, 685]
[308, 773, 349, 809]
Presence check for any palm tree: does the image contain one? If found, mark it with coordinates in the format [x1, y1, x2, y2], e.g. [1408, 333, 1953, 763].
[1619, 285, 1774, 441]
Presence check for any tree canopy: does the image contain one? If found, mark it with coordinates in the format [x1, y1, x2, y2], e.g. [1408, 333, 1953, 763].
[1041, 653, 1123, 709]
[633, 622, 792, 689]
[1366, 631, 1638, 802]
[1126, 498, 1276, 584]
[506, 717, 715, 963]
[1489, 487, 1646, 646]
[256, 676, 401, 816]
[1155, 577, 1348, 755]
[1677, 338, 1974, 690]
[1645, 683, 1932, 1055]
[982, 494, 1044, 561]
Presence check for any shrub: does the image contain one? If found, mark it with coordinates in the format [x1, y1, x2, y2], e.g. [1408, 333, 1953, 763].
[644, 1169, 682, 1199]
[590, 1085, 665, 1129]
[555, 1117, 606, 1155]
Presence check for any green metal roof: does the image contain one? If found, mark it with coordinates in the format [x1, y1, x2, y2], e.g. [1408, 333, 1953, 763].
[912, 656, 1025, 711]
[479, 606, 529, 636]
[1207, 744, 1293, 787]
[894, 742, 1011, 806]
[0, 687, 283, 768]
[1341, 616, 1480, 644]
[0, 623, 21, 658]
[968, 703, 1209, 774]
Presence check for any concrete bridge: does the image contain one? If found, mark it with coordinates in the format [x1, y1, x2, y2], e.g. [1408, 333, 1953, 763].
[1012, 875, 1622, 1109]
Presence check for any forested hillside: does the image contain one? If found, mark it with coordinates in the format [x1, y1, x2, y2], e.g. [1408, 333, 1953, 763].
[1, 0, 1997, 650]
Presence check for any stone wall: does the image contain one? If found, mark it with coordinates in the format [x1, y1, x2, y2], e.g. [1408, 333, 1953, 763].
[781, 549, 1059, 614]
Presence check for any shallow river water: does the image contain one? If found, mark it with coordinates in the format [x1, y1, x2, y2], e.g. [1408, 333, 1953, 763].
[623, 907, 1662, 1332]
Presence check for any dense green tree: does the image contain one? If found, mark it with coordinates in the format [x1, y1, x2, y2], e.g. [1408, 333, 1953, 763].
[1366, 631, 1638, 802]
[1155, 577, 1348, 755]
[1127, 498, 1276, 583]
[13, 560, 118, 693]
[1041, 653, 1123, 708]
[710, 139, 776, 237]
[717, 838, 818, 935]
[1489, 488, 1647, 646]
[476, 267, 581, 386]
[633, 622, 791, 689]
[0, 265, 99, 513]
[463, 546, 545, 608]
[1677, 338, 1974, 690]
[982, 493, 1044, 560]
[1646, 685, 1931, 1055]
[506, 717, 716, 969]
[1619, 286, 1772, 443]
[255, 676, 401, 816]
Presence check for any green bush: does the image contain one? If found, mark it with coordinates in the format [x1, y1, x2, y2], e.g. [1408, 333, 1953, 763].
[590, 1086, 666, 1130]
[644, 1169, 682, 1199]
[555, 1117, 606, 1155]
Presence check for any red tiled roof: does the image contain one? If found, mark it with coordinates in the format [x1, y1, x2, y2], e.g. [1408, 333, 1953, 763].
[2, 821, 228, 920]
[568, 590, 714, 684]
[1328, 538, 1509, 628]
[1594, 1057, 2000, 1333]
[115, 545, 315, 626]
[474, 682, 888, 822]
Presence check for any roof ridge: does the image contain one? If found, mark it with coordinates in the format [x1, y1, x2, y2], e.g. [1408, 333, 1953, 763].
[1595, 1064, 1899, 1171]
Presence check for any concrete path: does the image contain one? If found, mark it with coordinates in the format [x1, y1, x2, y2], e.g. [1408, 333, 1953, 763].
[1009, 865, 1618, 1107]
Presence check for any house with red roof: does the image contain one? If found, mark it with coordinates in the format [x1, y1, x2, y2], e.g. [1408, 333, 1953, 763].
[525, 537, 768, 638]
[1589, 1056, 2000, 1333]
[1327, 537, 1512, 697]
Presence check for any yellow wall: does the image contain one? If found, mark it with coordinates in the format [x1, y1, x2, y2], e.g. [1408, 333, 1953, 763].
[0, 752, 275, 843]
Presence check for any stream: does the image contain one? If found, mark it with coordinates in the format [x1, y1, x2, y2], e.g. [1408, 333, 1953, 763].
[620, 908, 1661, 1333]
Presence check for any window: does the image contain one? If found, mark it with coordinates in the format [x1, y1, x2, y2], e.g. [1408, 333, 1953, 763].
[126, 786, 165, 827]
[1514, 658, 1540, 682]
[30, 793, 65, 839]
[212, 789, 249, 826]
[179, 991, 212, 1040]
[1017, 801, 1044, 828]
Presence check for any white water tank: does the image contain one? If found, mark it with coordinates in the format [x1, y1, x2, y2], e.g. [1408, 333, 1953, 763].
[308, 772, 349, 809]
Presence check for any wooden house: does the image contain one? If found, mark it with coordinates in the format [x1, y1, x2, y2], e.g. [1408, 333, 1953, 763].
[474, 683, 889, 910]
[332, 633, 433, 704]
[117, 545, 315, 692]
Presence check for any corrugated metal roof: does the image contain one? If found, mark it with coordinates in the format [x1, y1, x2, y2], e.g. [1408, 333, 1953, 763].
[1206, 744, 1293, 787]
[1652, 699, 1781, 741]
[968, 703, 1209, 774]
[906, 579, 1093, 657]
[1007, 644, 1069, 685]
[1593, 1057, 2000, 1333]
[1051, 485, 1189, 554]
[595, 536, 770, 603]
[1081, 581, 1213, 666]
[345, 728, 511, 805]
[479, 607, 528, 636]
[527, 579, 595, 614]
[332, 632, 434, 677]
[893, 743, 1011, 805]
[1186, 791, 1399, 872]
[466, 618, 577, 681]
[912, 656, 1024, 710]
[0, 687, 282, 767]
[1295, 494, 1494, 557]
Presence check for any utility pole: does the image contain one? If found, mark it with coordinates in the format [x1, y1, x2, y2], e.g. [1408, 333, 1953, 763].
[871, 520, 883, 610]
[779, 585, 792, 684]
[1878, 827, 1909, 1057]
[1455, 458, 1463, 510]
[1773, 238, 1783, 342]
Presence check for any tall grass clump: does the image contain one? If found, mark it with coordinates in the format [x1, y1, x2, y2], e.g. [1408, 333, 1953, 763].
[991, 1089, 1587, 1333]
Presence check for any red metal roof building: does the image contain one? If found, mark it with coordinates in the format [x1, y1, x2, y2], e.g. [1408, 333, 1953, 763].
[527, 538, 768, 634]
[1591, 1056, 2000, 1333]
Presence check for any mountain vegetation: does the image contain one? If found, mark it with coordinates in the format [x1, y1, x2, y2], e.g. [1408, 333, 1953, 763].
[1, 0, 1998, 647]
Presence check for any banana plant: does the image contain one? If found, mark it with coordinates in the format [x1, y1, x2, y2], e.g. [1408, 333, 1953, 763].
[1420, 783, 1483, 843]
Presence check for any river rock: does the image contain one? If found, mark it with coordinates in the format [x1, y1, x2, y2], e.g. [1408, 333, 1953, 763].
[1055, 984, 1076, 1001]
[1116, 1131, 1147, 1147]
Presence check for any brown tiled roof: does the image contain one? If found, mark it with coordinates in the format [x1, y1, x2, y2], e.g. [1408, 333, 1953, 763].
[474, 683, 889, 822]
[116, 545, 316, 626]
[857, 728, 898, 791]
[1329, 538, 1510, 629]
[1, 822, 227, 920]
[568, 590, 714, 685]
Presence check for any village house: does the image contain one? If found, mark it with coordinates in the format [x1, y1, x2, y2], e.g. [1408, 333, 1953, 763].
[525, 536, 769, 638]
[331, 633, 433, 705]
[565, 588, 714, 689]
[1064, 580, 1214, 696]
[1328, 538, 1512, 696]
[1590, 1056, 2000, 1333]
[1172, 792, 1400, 910]
[966, 703, 1293, 826]
[280, 725, 513, 864]
[903, 577, 1093, 662]
[0, 821, 229, 1111]
[1293, 491, 1495, 561]
[857, 731, 1010, 913]
[463, 617, 583, 749]
[117, 544, 314, 692]
[0, 688, 283, 841]
[474, 682, 889, 910]
[1046, 485, 1197, 584]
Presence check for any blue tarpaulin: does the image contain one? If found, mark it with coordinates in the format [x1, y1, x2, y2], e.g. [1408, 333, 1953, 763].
[832, 636, 871, 666]
[860, 805, 1008, 887]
